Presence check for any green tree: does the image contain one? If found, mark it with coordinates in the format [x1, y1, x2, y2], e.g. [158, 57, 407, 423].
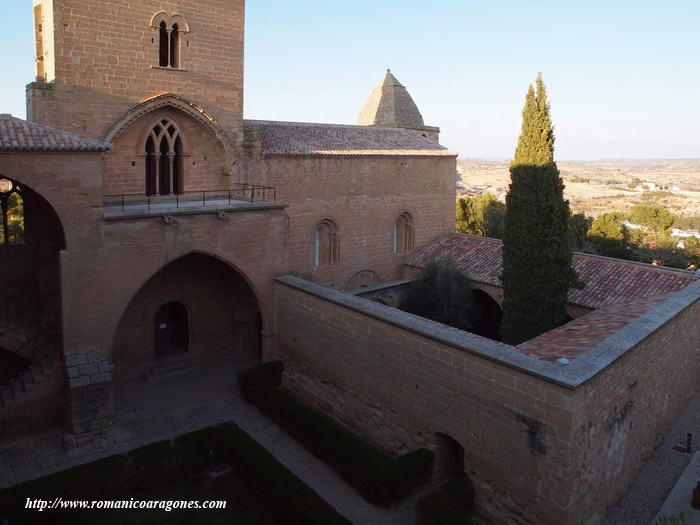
[399, 259, 475, 331]
[588, 212, 630, 258]
[455, 193, 506, 239]
[569, 213, 593, 252]
[501, 74, 578, 345]
[629, 204, 674, 233]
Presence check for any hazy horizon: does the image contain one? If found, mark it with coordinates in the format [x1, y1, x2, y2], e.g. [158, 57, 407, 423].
[1, 1, 698, 160]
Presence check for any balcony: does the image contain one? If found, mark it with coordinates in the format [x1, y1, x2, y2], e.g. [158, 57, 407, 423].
[102, 184, 281, 220]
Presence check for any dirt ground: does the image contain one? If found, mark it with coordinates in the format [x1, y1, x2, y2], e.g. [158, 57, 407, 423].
[457, 159, 700, 218]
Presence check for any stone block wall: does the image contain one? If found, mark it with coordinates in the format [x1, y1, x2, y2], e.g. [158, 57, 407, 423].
[255, 155, 456, 289]
[275, 276, 579, 524]
[102, 108, 229, 196]
[274, 275, 700, 525]
[64, 348, 114, 446]
[566, 284, 700, 523]
[28, 0, 245, 139]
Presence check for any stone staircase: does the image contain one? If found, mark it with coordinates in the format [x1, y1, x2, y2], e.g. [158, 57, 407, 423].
[0, 311, 61, 415]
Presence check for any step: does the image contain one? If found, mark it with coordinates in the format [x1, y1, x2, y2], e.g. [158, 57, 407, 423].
[144, 357, 202, 382]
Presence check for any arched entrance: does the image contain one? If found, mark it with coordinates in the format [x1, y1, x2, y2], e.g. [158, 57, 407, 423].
[471, 289, 503, 341]
[432, 433, 466, 486]
[112, 253, 263, 419]
[0, 176, 66, 439]
[154, 302, 189, 358]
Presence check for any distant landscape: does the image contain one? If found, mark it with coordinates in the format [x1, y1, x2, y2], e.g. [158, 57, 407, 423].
[457, 159, 700, 218]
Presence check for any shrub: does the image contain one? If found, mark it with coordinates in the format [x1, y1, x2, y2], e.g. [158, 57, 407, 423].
[216, 422, 350, 525]
[399, 259, 475, 332]
[416, 476, 476, 525]
[0, 423, 349, 525]
[240, 362, 434, 505]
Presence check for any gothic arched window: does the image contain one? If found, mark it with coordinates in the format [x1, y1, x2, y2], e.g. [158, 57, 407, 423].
[393, 212, 415, 254]
[0, 178, 25, 245]
[314, 219, 339, 266]
[145, 119, 184, 196]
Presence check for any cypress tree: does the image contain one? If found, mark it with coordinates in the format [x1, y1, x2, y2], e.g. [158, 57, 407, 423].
[501, 74, 578, 345]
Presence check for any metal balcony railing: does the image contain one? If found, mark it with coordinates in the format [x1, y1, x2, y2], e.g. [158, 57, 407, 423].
[103, 184, 277, 212]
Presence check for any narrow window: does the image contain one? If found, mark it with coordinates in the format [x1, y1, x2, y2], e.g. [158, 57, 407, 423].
[394, 212, 415, 254]
[0, 178, 25, 245]
[145, 119, 184, 195]
[314, 219, 339, 266]
[169, 23, 180, 68]
[159, 21, 169, 67]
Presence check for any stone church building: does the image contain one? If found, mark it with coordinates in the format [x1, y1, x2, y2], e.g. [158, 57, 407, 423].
[1, 1, 700, 524]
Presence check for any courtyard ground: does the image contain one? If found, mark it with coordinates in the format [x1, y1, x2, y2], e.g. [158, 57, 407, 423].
[603, 391, 700, 524]
[0, 358, 421, 524]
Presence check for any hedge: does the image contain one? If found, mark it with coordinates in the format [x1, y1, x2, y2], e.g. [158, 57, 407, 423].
[0, 421, 350, 525]
[239, 361, 434, 505]
[416, 476, 476, 525]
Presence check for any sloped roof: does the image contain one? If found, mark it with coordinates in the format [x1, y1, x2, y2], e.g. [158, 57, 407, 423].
[356, 70, 426, 129]
[244, 120, 455, 157]
[407, 233, 696, 309]
[0, 114, 112, 152]
[517, 293, 671, 361]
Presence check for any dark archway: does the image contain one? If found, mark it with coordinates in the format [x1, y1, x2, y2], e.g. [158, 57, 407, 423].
[432, 433, 465, 486]
[154, 302, 189, 358]
[0, 176, 66, 439]
[113, 253, 263, 419]
[471, 289, 503, 341]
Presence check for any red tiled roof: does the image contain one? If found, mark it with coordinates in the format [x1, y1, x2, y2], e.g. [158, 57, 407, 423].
[518, 294, 670, 361]
[0, 114, 112, 152]
[244, 120, 456, 157]
[407, 233, 696, 309]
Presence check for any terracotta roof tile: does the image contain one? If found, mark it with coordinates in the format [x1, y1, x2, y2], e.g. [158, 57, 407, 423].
[407, 233, 696, 309]
[0, 114, 112, 153]
[517, 294, 670, 361]
[244, 120, 455, 157]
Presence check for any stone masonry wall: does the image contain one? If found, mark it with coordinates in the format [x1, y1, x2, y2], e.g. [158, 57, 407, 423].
[28, 0, 245, 140]
[256, 155, 456, 290]
[566, 285, 700, 523]
[275, 276, 700, 525]
[102, 108, 228, 195]
[275, 276, 579, 525]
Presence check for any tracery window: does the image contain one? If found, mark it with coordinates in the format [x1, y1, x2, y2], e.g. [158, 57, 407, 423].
[393, 212, 415, 254]
[314, 219, 339, 266]
[0, 178, 25, 245]
[145, 119, 184, 196]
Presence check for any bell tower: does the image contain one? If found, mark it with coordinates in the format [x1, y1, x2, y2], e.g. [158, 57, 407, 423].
[26, 0, 246, 141]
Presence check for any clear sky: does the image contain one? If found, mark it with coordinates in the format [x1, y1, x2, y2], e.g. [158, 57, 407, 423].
[1, 1, 698, 160]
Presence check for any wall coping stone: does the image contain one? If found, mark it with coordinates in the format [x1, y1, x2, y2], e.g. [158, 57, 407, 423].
[275, 275, 700, 390]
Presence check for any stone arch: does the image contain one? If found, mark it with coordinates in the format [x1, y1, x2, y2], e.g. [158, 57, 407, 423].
[0, 175, 66, 252]
[111, 251, 266, 382]
[345, 270, 380, 291]
[149, 12, 190, 33]
[0, 176, 67, 438]
[432, 433, 466, 486]
[102, 93, 234, 170]
[471, 288, 503, 341]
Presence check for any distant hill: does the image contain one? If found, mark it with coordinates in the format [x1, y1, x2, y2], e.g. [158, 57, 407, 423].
[457, 159, 700, 217]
